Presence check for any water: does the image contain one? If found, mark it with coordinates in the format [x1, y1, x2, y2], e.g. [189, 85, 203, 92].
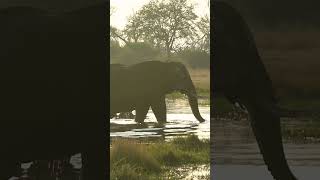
[164, 164, 210, 180]
[110, 99, 210, 141]
[213, 165, 320, 180]
[15, 99, 209, 179]
[109, 98, 211, 179]
[212, 117, 320, 179]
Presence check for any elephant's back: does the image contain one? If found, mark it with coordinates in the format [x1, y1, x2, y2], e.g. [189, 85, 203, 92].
[110, 64, 137, 113]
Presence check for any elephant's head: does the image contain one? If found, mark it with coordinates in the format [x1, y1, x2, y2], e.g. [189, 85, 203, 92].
[163, 62, 206, 123]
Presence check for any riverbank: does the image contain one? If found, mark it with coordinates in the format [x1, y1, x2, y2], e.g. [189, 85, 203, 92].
[211, 95, 320, 140]
[110, 135, 210, 180]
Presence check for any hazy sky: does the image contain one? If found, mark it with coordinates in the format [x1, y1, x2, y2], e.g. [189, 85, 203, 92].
[110, 0, 209, 29]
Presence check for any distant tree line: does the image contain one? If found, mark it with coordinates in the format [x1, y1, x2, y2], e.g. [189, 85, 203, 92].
[110, 0, 209, 69]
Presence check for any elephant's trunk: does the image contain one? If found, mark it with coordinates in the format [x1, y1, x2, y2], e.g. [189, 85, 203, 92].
[241, 97, 297, 180]
[185, 85, 206, 123]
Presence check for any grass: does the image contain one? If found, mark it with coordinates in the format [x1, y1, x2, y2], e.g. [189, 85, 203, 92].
[254, 30, 320, 100]
[282, 122, 320, 141]
[189, 68, 210, 91]
[110, 135, 210, 180]
[166, 68, 210, 106]
[110, 140, 160, 180]
[110, 140, 161, 172]
[189, 68, 210, 101]
[253, 30, 320, 118]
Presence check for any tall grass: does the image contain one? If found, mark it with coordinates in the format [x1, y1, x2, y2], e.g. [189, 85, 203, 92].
[110, 140, 161, 172]
[110, 135, 210, 180]
[189, 68, 210, 91]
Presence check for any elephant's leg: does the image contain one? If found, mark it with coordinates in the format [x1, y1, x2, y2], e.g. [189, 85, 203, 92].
[135, 104, 150, 123]
[151, 96, 167, 123]
[239, 96, 297, 180]
[82, 145, 107, 180]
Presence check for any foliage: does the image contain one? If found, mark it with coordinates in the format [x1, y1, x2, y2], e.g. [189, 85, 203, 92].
[110, 135, 210, 179]
[110, 0, 210, 67]
[110, 140, 161, 172]
[110, 42, 161, 65]
[129, 0, 198, 57]
[182, 15, 210, 53]
[177, 48, 210, 68]
[122, 14, 145, 43]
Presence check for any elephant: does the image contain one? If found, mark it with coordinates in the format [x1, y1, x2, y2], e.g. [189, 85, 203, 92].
[212, 1, 297, 180]
[116, 112, 136, 119]
[0, 3, 107, 180]
[110, 61, 206, 123]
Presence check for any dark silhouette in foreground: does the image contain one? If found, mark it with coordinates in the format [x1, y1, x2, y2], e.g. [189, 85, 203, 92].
[110, 61, 205, 123]
[0, 3, 107, 180]
[26, 159, 77, 180]
[212, 2, 297, 180]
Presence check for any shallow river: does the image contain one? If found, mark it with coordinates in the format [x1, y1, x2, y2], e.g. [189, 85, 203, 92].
[17, 100, 320, 179]
[110, 99, 210, 141]
[212, 118, 320, 179]
[17, 98, 210, 179]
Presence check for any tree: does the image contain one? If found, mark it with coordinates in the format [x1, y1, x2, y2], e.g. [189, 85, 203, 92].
[128, 0, 198, 58]
[194, 15, 210, 53]
[110, 26, 129, 45]
[180, 15, 210, 53]
[111, 42, 161, 65]
[110, 6, 129, 45]
[123, 15, 144, 43]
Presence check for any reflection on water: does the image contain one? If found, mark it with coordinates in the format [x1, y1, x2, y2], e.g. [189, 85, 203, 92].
[110, 99, 210, 141]
[164, 164, 210, 180]
[212, 118, 320, 166]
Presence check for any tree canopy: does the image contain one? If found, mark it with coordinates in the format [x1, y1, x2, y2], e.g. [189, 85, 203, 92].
[110, 0, 210, 68]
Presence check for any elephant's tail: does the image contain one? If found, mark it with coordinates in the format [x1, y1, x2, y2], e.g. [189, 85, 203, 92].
[239, 96, 297, 180]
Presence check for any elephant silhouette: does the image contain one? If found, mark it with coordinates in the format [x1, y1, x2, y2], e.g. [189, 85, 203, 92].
[213, 1, 297, 180]
[110, 61, 206, 123]
[0, 3, 108, 179]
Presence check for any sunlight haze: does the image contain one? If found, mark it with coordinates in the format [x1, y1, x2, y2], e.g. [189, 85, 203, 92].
[110, 0, 210, 29]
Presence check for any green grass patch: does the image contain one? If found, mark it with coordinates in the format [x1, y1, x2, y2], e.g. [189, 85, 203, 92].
[110, 135, 210, 180]
[151, 136, 210, 166]
[110, 140, 161, 172]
